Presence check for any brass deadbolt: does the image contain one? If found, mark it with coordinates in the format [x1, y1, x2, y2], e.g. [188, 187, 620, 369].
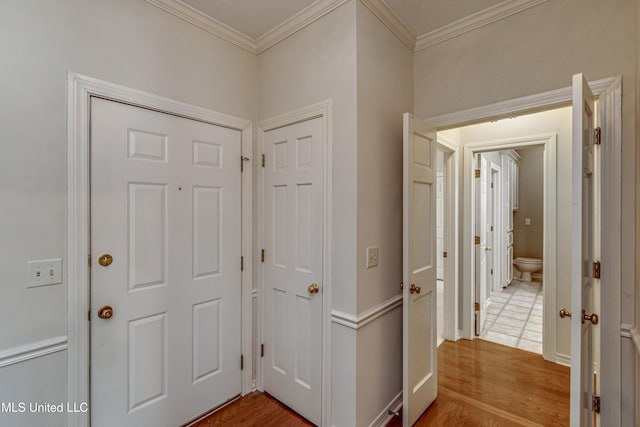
[98, 254, 113, 267]
[97, 306, 113, 319]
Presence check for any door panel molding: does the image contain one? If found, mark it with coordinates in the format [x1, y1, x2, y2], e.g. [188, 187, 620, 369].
[257, 100, 333, 427]
[67, 72, 252, 427]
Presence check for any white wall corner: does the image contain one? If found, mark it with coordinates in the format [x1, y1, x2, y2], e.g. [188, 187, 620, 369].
[414, 0, 549, 51]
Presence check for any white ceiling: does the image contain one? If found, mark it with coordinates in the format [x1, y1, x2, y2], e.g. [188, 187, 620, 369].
[384, 0, 505, 36]
[181, 0, 316, 40]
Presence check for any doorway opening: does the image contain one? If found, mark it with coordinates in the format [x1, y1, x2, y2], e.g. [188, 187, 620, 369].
[441, 106, 563, 361]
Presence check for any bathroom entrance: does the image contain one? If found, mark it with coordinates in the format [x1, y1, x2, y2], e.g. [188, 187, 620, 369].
[440, 106, 566, 363]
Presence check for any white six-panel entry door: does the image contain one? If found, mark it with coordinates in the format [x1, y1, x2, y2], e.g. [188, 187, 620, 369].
[262, 117, 324, 425]
[90, 98, 242, 426]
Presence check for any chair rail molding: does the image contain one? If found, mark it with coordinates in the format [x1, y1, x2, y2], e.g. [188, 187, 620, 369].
[0, 336, 67, 369]
[331, 294, 402, 330]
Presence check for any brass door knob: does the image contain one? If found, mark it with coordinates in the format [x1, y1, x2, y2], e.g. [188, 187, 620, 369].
[97, 306, 114, 319]
[485, 247, 492, 251]
[559, 308, 571, 318]
[308, 283, 319, 294]
[98, 254, 113, 267]
[582, 310, 599, 325]
[410, 284, 422, 294]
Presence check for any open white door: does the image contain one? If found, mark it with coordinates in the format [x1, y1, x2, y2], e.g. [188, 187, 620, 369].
[570, 73, 597, 426]
[403, 113, 437, 426]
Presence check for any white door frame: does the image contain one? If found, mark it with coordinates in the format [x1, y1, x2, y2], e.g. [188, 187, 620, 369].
[66, 73, 253, 427]
[436, 135, 460, 342]
[465, 134, 557, 358]
[427, 76, 622, 425]
[256, 100, 333, 426]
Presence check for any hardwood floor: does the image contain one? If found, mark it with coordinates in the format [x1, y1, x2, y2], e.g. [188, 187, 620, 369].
[193, 339, 569, 427]
[387, 339, 570, 426]
[190, 392, 313, 427]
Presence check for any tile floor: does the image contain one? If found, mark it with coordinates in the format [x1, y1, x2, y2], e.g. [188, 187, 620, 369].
[480, 280, 543, 354]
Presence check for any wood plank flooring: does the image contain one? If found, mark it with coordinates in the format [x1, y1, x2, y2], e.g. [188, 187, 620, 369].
[193, 339, 569, 426]
[388, 339, 570, 426]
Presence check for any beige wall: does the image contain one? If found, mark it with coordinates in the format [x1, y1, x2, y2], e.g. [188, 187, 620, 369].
[415, 0, 636, 422]
[0, 1, 257, 425]
[514, 146, 544, 260]
[354, 3, 413, 425]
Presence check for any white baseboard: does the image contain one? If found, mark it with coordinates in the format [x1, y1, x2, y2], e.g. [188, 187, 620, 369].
[555, 353, 571, 367]
[368, 391, 402, 427]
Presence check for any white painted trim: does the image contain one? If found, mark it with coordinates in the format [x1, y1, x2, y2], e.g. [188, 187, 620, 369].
[0, 336, 67, 369]
[331, 294, 403, 330]
[359, 0, 415, 51]
[414, 0, 549, 51]
[257, 100, 333, 426]
[436, 135, 460, 342]
[368, 391, 402, 427]
[145, 0, 350, 55]
[462, 134, 557, 364]
[145, 0, 257, 53]
[426, 77, 619, 130]
[257, 0, 350, 54]
[556, 353, 571, 368]
[67, 72, 252, 427]
[627, 327, 640, 356]
[597, 76, 622, 427]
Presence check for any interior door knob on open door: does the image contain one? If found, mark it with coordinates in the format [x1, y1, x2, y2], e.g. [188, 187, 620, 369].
[97, 306, 113, 319]
[409, 284, 422, 294]
[307, 283, 319, 295]
[559, 308, 571, 319]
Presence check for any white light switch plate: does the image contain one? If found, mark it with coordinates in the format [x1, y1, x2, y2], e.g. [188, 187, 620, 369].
[27, 259, 62, 288]
[525, 218, 531, 225]
[366, 247, 379, 268]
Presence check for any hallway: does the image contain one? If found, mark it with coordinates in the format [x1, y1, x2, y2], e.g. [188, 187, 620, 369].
[197, 339, 569, 426]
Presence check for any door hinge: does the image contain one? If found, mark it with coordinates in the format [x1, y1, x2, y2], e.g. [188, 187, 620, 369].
[241, 355, 244, 370]
[594, 261, 601, 279]
[474, 302, 480, 311]
[261, 249, 265, 263]
[475, 169, 481, 178]
[88, 254, 91, 267]
[241, 156, 250, 172]
[261, 344, 264, 358]
[241, 256, 244, 271]
[490, 225, 494, 232]
[474, 236, 481, 245]
[443, 251, 448, 258]
[490, 182, 494, 189]
[490, 268, 494, 276]
[262, 154, 266, 168]
[594, 127, 601, 146]
[592, 395, 601, 414]
[88, 310, 91, 321]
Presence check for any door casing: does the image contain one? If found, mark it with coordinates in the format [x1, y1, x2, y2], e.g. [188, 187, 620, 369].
[66, 73, 253, 427]
[256, 100, 333, 427]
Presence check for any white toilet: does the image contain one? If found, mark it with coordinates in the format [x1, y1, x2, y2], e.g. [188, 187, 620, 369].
[513, 257, 543, 281]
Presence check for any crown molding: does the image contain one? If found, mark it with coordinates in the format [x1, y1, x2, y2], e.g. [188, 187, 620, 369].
[257, 0, 350, 54]
[414, 0, 549, 51]
[145, 0, 257, 54]
[359, 0, 415, 51]
[146, 0, 351, 55]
